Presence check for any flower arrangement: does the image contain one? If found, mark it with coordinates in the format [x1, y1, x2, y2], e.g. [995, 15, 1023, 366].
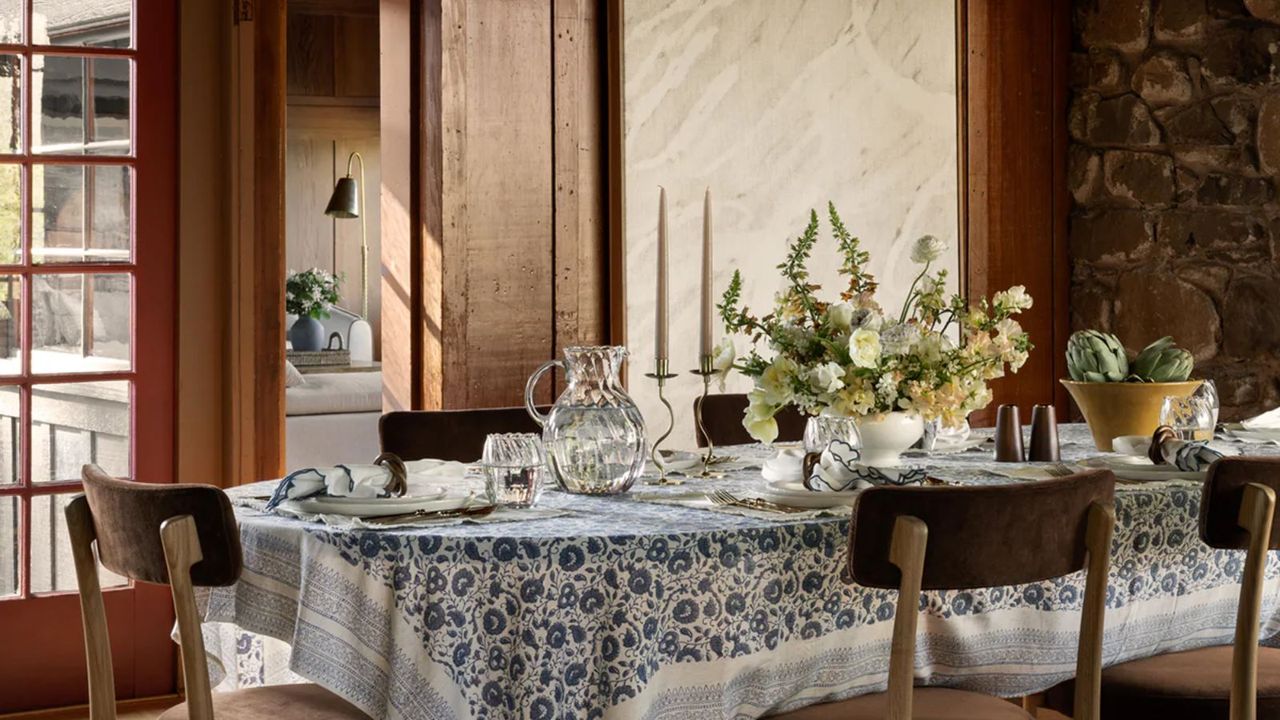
[717, 203, 1034, 443]
[286, 268, 343, 320]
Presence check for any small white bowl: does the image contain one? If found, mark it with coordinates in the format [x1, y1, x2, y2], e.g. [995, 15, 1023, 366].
[1112, 435, 1150, 457]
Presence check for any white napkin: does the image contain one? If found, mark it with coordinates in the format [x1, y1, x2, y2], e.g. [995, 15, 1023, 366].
[804, 441, 866, 492]
[265, 464, 400, 510]
[1242, 407, 1280, 430]
[1153, 438, 1229, 472]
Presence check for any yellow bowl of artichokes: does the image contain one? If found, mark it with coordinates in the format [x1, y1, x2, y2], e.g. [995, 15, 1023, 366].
[1062, 331, 1202, 451]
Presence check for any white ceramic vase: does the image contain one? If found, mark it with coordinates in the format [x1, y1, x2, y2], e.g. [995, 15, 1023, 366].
[854, 412, 924, 467]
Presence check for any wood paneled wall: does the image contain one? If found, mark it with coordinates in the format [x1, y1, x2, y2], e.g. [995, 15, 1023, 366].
[382, 0, 608, 412]
[961, 0, 1071, 425]
[285, 0, 382, 352]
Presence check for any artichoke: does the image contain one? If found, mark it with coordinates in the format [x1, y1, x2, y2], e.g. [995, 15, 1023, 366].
[1130, 336, 1193, 382]
[1067, 330, 1129, 382]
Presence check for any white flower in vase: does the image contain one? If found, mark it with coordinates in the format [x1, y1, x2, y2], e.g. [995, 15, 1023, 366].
[849, 328, 882, 369]
[711, 337, 736, 390]
[910, 234, 946, 264]
[807, 362, 846, 395]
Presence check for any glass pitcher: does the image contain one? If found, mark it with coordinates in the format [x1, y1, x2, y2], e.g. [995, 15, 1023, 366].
[524, 346, 647, 494]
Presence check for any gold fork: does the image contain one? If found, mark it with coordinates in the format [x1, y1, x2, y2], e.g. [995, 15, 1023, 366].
[1045, 463, 1078, 478]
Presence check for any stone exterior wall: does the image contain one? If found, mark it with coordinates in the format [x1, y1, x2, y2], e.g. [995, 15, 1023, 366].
[1070, 0, 1280, 420]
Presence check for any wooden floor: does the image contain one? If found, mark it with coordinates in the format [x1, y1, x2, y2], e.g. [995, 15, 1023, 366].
[0, 698, 178, 720]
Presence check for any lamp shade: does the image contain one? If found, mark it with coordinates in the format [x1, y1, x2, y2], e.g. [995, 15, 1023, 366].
[324, 176, 360, 219]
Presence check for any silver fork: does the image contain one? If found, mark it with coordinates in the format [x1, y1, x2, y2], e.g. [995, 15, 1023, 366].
[708, 490, 806, 514]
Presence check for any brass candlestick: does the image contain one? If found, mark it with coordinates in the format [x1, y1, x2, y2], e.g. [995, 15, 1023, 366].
[690, 355, 725, 478]
[645, 359, 681, 485]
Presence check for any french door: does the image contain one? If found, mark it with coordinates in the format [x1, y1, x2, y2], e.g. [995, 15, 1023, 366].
[0, 0, 176, 711]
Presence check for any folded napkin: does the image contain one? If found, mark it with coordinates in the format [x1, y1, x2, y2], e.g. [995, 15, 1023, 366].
[803, 440, 927, 492]
[1242, 407, 1280, 430]
[1149, 426, 1229, 472]
[265, 463, 404, 511]
[762, 449, 805, 483]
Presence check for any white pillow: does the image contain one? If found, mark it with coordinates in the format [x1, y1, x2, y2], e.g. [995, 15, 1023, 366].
[284, 360, 306, 388]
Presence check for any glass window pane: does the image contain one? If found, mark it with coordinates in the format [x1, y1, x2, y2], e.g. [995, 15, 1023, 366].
[0, 164, 21, 264]
[0, 496, 15, 598]
[30, 493, 128, 594]
[33, 0, 132, 48]
[0, 0, 20, 44]
[0, 55, 21, 155]
[32, 164, 132, 264]
[0, 387, 17, 486]
[32, 380, 129, 485]
[32, 273, 130, 374]
[0, 276, 18, 376]
[32, 55, 131, 155]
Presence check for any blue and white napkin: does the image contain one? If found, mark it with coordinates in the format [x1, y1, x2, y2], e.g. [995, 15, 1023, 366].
[265, 464, 402, 511]
[803, 440, 927, 492]
[1149, 432, 1231, 472]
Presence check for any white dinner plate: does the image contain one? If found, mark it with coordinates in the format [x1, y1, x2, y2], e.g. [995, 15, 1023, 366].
[654, 450, 701, 473]
[930, 437, 990, 454]
[1084, 456, 1204, 482]
[1223, 425, 1280, 444]
[289, 487, 458, 517]
[762, 478, 860, 508]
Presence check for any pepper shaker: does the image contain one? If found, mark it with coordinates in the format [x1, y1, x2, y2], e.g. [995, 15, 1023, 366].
[994, 405, 1025, 462]
[1028, 404, 1061, 462]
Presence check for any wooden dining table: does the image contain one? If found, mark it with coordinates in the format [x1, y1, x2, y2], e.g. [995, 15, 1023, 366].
[200, 425, 1280, 719]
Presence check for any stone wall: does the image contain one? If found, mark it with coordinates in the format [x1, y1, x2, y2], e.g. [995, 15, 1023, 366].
[1070, 0, 1280, 420]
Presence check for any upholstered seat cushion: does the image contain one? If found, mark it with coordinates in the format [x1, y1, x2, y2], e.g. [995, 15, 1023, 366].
[158, 683, 368, 720]
[1099, 645, 1280, 719]
[768, 687, 1032, 719]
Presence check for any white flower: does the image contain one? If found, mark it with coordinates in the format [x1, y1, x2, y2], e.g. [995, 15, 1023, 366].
[854, 309, 885, 332]
[758, 358, 796, 406]
[827, 302, 855, 331]
[711, 337, 735, 390]
[993, 285, 1033, 312]
[807, 362, 846, 395]
[910, 235, 946, 264]
[849, 328, 882, 369]
[880, 323, 921, 356]
[875, 373, 899, 405]
[742, 389, 779, 444]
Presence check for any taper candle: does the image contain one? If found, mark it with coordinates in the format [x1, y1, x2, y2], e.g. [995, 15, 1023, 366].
[699, 187, 713, 359]
[655, 187, 669, 361]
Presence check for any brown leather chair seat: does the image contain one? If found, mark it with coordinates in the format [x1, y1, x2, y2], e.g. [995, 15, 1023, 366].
[771, 687, 1032, 719]
[158, 683, 368, 719]
[1099, 645, 1280, 719]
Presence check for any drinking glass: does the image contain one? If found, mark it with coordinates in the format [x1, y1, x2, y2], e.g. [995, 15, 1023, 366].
[804, 414, 859, 455]
[1159, 394, 1214, 442]
[1192, 379, 1219, 431]
[482, 433, 547, 508]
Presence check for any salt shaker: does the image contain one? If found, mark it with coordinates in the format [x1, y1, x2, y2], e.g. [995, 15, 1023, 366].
[994, 405, 1025, 462]
[1028, 405, 1061, 462]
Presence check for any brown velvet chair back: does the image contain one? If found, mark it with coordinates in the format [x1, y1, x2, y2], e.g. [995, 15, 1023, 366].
[1200, 457, 1280, 550]
[79, 464, 241, 586]
[851, 470, 1116, 590]
[380, 406, 548, 462]
[693, 393, 807, 447]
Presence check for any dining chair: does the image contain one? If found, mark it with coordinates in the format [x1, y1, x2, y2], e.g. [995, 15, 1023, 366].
[770, 470, 1117, 720]
[69, 464, 367, 720]
[1050, 456, 1280, 720]
[693, 393, 808, 447]
[379, 406, 547, 462]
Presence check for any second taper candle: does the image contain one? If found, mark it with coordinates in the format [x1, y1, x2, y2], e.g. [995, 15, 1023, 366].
[655, 187, 669, 361]
[699, 187, 713, 359]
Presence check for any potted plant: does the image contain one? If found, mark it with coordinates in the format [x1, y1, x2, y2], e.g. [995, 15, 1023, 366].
[718, 203, 1033, 466]
[1061, 330, 1202, 450]
[286, 268, 342, 352]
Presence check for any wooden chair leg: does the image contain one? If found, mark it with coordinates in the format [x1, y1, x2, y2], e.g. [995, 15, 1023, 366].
[1022, 692, 1045, 716]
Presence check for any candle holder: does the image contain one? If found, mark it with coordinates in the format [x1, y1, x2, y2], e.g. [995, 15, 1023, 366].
[645, 359, 681, 485]
[690, 355, 727, 479]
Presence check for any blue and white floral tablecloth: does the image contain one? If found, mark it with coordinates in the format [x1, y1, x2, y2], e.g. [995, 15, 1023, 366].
[202, 424, 1280, 719]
